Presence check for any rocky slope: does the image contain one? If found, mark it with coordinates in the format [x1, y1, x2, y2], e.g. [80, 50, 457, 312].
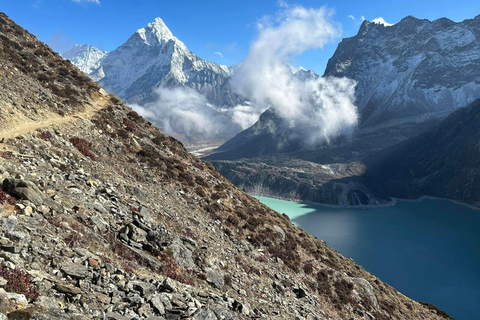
[364, 98, 480, 207]
[325, 15, 480, 127]
[0, 12, 450, 320]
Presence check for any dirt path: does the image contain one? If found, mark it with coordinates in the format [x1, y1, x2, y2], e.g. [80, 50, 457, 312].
[0, 94, 110, 141]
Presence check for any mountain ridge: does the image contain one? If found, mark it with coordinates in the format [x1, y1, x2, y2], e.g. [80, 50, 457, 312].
[324, 14, 480, 127]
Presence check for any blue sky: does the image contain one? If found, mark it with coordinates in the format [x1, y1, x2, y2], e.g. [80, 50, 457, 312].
[3, 0, 480, 74]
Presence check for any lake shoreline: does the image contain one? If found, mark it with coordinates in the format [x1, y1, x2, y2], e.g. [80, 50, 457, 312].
[255, 195, 480, 320]
[250, 192, 480, 211]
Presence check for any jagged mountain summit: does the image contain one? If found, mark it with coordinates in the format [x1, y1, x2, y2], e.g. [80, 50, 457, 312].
[325, 15, 480, 127]
[63, 18, 325, 149]
[86, 17, 240, 107]
[62, 44, 107, 75]
[64, 17, 246, 148]
[0, 12, 450, 320]
[211, 14, 480, 161]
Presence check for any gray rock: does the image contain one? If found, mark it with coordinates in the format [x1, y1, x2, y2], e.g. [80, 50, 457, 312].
[0, 277, 7, 287]
[55, 283, 82, 295]
[129, 224, 147, 243]
[90, 214, 109, 232]
[159, 278, 176, 293]
[353, 277, 379, 311]
[105, 312, 129, 320]
[150, 294, 166, 315]
[34, 296, 61, 310]
[206, 269, 224, 290]
[134, 188, 146, 202]
[168, 236, 194, 269]
[2, 178, 44, 206]
[212, 308, 234, 320]
[92, 201, 108, 214]
[61, 263, 89, 279]
[194, 309, 218, 320]
[6, 231, 30, 244]
[6, 292, 28, 304]
[130, 280, 155, 296]
[273, 225, 286, 241]
[1, 216, 17, 233]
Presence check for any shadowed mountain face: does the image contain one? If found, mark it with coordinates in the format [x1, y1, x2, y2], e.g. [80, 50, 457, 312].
[365, 98, 480, 206]
[207, 108, 307, 160]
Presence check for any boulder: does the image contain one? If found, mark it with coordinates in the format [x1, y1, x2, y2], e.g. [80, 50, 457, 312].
[130, 280, 156, 296]
[193, 308, 218, 320]
[206, 269, 224, 290]
[2, 178, 44, 206]
[55, 283, 82, 295]
[168, 237, 194, 269]
[60, 263, 89, 279]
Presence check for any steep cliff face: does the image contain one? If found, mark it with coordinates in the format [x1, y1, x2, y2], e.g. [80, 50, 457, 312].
[365, 98, 480, 206]
[0, 13, 449, 320]
[324, 15, 480, 127]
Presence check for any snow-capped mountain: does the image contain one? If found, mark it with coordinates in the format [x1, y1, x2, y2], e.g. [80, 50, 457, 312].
[325, 15, 480, 127]
[88, 18, 241, 107]
[63, 18, 248, 147]
[62, 44, 107, 75]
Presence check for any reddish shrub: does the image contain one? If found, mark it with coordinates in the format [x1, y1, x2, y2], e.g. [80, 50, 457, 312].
[39, 130, 53, 141]
[70, 137, 96, 160]
[0, 266, 39, 300]
[123, 118, 137, 132]
[65, 232, 82, 248]
[0, 190, 17, 205]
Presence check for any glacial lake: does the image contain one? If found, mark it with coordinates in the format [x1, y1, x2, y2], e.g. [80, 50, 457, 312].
[255, 196, 480, 320]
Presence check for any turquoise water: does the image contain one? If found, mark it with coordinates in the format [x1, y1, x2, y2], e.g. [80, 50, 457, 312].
[255, 196, 480, 320]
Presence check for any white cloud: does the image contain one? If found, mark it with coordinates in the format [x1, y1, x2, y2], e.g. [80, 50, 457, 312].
[219, 103, 261, 130]
[372, 17, 393, 26]
[128, 87, 240, 138]
[230, 5, 358, 145]
[361, 15, 365, 21]
[214, 51, 223, 58]
[71, 0, 100, 4]
[348, 15, 356, 20]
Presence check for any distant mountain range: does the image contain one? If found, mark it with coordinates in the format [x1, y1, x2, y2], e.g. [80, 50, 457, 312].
[64, 18, 240, 107]
[63, 18, 320, 148]
[210, 15, 480, 160]
[62, 44, 107, 75]
[209, 14, 480, 207]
